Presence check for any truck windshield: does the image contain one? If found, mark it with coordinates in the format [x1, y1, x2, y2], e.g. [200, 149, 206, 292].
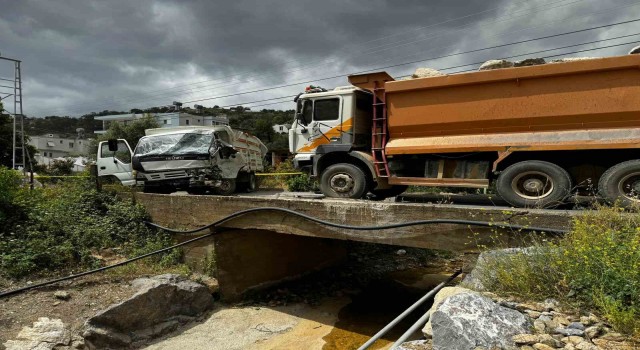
[134, 133, 213, 157]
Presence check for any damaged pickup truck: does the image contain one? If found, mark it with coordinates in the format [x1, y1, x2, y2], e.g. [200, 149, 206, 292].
[97, 126, 267, 195]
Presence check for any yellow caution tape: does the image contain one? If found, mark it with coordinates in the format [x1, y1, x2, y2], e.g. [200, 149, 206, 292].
[256, 172, 304, 176]
[33, 175, 90, 179]
[31, 173, 302, 178]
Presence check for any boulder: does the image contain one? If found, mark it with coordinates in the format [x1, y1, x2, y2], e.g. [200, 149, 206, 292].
[411, 68, 444, 78]
[422, 286, 473, 338]
[514, 58, 546, 67]
[3, 317, 71, 350]
[478, 59, 514, 71]
[461, 247, 536, 291]
[629, 45, 640, 55]
[430, 292, 532, 350]
[83, 274, 213, 349]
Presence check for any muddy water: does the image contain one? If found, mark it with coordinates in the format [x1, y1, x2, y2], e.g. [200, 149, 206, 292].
[321, 267, 456, 350]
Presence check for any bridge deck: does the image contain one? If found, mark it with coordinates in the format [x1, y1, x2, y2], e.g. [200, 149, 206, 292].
[135, 192, 577, 251]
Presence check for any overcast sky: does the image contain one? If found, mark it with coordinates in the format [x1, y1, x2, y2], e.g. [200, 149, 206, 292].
[1, 0, 638, 117]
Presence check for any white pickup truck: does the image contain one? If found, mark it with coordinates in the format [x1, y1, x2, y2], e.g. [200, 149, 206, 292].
[97, 126, 267, 194]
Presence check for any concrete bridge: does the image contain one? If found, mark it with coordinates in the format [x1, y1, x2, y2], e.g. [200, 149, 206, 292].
[134, 192, 578, 299]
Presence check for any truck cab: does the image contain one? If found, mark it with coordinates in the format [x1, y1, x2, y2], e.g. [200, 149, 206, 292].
[97, 126, 267, 195]
[289, 86, 391, 198]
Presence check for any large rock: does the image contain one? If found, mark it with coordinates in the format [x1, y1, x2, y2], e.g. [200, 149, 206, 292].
[411, 68, 444, 78]
[431, 292, 532, 350]
[629, 45, 640, 55]
[4, 317, 72, 350]
[478, 59, 514, 70]
[514, 58, 546, 67]
[83, 274, 214, 349]
[422, 287, 473, 338]
[461, 247, 537, 291]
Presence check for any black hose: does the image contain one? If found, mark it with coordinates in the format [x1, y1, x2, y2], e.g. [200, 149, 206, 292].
[144, 207, 569, 235]
[0, 207, 568, 299]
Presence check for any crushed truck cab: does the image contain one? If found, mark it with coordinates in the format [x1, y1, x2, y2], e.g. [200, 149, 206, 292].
[98, 126, 267, 195]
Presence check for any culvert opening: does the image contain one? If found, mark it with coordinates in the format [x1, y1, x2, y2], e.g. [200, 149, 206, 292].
[241, 240, 466, 350]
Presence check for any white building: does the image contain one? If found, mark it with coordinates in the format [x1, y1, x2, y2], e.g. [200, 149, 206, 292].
[94, 112, 229, 134]
[272, 124, 291, 134]
[28, 133, 93, 166]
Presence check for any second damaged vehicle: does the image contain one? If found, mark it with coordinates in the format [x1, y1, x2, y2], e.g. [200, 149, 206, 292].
[97, 126, 267, 195]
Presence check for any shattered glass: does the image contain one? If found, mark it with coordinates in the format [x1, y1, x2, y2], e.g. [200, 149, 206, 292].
[134, 132, 214, 156]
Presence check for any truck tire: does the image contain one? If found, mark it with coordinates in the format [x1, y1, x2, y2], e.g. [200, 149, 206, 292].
[598, 159, 640, 207]
[320, 163, 368, 199]
[370, 185, 408, 200]
[246, 173, 257, 192]
[496, 160, 572, 208]
[215, 179, 236, 195]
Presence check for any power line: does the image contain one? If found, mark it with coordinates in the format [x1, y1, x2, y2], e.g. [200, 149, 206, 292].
[224, 36, 640, 111]
[38, 0, 597, 115]
[75, 0, 582, 106]
[181, 21, 640, 104]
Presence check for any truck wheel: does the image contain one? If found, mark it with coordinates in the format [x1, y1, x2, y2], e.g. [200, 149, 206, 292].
[245, 173, 257, 193]
[370, 185, 408, 200]
[598, 160, 640, 207]
[215, 179, 236, 195]
[496, 160, 572, 208]
[320, 163, 368, 199]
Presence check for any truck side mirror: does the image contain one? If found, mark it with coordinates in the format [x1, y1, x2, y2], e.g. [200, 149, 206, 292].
[296, 112, 307, 126]
[107, 139, 118, 152]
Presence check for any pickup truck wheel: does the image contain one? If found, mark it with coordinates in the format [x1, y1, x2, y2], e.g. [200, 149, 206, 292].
[320, 163, 368, 199]
[598, 160, 640, 207]
[215, 179, 236, 195]
[496, 160, 572, 208]
[370, 185, 408, 200]
[245, 173, 257, 193]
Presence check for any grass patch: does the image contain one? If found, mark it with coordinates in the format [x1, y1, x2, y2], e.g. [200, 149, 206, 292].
[474, 205, 640, 336]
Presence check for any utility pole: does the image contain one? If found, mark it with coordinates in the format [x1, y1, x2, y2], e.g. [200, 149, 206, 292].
[0, 55, 25, 170]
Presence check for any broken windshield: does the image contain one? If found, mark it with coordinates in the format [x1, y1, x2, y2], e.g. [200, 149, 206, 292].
[134, 133, 214, 157]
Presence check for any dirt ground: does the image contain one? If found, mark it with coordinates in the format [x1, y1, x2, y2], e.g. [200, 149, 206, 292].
[0, 274, 135, 346]
[0, 263, 190, 347]
[0, 243, 471, 350]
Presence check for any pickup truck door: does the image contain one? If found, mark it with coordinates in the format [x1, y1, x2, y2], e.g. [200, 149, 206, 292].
[97, 139, 135, 186]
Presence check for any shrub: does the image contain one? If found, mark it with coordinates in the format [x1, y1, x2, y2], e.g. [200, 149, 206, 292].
[285, 174, 317, 192]
[474, 206, 640, 336]
[258, 159, 317, 191]
[0, 167, 179, 279]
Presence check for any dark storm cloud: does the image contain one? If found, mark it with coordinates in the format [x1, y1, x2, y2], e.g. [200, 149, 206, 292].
[0, 0, 637, 117]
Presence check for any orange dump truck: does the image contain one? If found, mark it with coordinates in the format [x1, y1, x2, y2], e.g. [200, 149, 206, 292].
[288, 54, 640, 207]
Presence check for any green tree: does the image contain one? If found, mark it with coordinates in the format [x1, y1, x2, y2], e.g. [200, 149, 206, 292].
[89, 114, 159, 157]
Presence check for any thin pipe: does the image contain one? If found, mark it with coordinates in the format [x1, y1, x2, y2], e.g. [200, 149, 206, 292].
[357, 270, 461, 350]
[390, 311, 432, 349]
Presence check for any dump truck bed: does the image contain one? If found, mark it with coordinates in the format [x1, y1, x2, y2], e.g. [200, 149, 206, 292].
[351, 55, 640, 155]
